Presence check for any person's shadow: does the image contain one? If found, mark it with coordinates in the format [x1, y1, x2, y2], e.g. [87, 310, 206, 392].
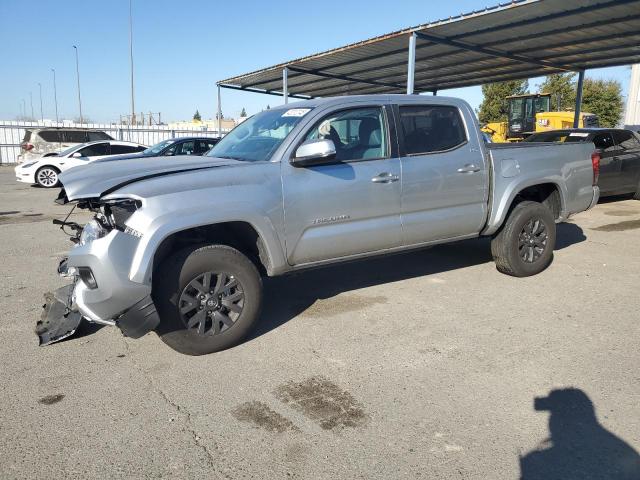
[520, 388, 640, 480]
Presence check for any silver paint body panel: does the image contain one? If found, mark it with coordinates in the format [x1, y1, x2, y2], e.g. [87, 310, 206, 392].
[58, 94, 597, 324]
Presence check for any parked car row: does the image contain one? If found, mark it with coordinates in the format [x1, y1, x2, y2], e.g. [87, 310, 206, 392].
[20, 127, 114, 162]
[15, 129, 220, 188]
[15, 140, 146, 187]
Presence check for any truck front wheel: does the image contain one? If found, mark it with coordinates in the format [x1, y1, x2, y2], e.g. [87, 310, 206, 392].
[153, 244, 262, 355]
[491, 201, 556, 277]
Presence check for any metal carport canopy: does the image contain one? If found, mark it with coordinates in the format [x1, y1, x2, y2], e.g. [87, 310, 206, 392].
[217, 0, 640, 100]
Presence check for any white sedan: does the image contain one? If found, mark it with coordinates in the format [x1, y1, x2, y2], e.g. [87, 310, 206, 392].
[14, 140, 147, 188]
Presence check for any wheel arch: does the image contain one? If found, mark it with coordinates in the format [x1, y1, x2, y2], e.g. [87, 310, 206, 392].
[484, 180, 566, 236]
[151, 221, 270, 278]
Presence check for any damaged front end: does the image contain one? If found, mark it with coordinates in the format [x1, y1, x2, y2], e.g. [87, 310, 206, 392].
[36, 261, 83, 345]
[37, 193, 159, 346]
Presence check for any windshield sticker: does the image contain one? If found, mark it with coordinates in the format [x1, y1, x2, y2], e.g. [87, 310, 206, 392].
[282, 108, 311, 117]
[568, 132, 589, 137]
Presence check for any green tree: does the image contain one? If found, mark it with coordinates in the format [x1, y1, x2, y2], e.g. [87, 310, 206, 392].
[581, 78, 624, 128]
[193, 110, 202, 121]
[266, 104, 270, 110]
[240, 107, 247, 117]
[478, 79, 529, 123]
[539, 73, 576, 111]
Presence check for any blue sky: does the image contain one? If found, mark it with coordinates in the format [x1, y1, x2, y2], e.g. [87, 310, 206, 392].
[0, 0, 632, 123]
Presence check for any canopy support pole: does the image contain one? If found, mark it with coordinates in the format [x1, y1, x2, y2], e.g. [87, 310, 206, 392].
[407, 33, 416, 94]
[283, 67, 289, 104]
[217, 84, 222, 137]
[573, 70, 585, 128]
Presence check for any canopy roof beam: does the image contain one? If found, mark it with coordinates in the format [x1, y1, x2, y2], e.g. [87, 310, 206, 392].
[217, 83, 313, 100]
[413, 31, 577, 73]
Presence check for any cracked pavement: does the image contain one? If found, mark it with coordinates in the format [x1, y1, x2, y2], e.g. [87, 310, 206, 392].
[0, 167, 639, 479]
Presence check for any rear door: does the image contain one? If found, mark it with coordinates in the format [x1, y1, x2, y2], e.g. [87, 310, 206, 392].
[281, 104, 402, 265]
[591, 132, 619, 194]
[395, 102, 488, 245]
[611, 130, 640, 193]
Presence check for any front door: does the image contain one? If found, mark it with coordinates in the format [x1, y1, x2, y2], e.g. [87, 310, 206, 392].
[282, 105, 402, 265]
[395, 103, 488, 245]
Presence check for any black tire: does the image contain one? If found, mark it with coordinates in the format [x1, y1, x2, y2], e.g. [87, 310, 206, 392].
[153, 244, 262, 355]
[633, 187, 640, 200]
[491, 201, 556, 277]
[35, 166, 60, 188]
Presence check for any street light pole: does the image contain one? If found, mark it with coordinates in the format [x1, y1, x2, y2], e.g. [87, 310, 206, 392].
[29, 92, 34, 120]
[38, 83, 44, 121]
[129, 0, 136, 125]
[73, 45, 83, 124]
[51, 68, 59, 124]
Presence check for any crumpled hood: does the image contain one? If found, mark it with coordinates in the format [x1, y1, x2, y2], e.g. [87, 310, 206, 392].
[59, 155, 238, 201]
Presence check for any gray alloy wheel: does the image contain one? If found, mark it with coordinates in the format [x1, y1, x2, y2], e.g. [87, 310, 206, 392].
[154, 244, 263, 355]
[35, 166, 60, 188]
[518, 218, 549, 263]
[491, 200, 556, 277]
[178, 272, 245, 336]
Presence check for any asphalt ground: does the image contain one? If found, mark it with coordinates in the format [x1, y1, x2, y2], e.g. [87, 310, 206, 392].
[0, 166, 638, 479]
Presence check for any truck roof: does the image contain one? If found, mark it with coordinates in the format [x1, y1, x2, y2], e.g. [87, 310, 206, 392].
[273, 94, 470, 111]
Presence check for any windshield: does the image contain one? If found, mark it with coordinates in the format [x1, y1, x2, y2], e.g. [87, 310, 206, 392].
[207, 108, 313, 162]
[143, 139, 175, 155]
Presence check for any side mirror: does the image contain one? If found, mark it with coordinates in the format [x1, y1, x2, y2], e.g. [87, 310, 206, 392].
[292, 138, 337, 167]
[71, 152, 83, 158]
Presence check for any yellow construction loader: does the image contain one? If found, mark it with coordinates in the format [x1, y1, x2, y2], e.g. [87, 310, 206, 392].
[481, 93, 599, 143]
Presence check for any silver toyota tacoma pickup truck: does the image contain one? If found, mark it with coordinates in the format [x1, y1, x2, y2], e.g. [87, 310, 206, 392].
[38, 95, 600, 355]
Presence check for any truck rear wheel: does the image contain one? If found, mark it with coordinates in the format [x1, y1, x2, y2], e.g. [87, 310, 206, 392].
[491, 201, 556, 277]
[153, 244, 262, 355]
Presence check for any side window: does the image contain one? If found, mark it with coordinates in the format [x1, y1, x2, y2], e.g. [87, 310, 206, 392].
[111, 144, 140, 154]
[612, 130, 640, 150]
[78, 143, 110, 157]
[593, 133, 615, 151]
[38, 131, 64, 142]
[177, 140, 196, 155]
[399, 105, 467, 155]
[164, 144, 178, 156]
[64, 131, 89, 143]
[304, 107, 387, 162]
[195, 140, 211, 154]
[88, 131, 113, 141]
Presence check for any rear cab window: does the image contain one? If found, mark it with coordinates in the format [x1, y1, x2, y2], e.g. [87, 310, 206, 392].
[398, 105, 467, 155]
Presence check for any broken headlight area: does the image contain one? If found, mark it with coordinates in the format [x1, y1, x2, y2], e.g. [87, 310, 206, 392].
[55, 198, 142, 245]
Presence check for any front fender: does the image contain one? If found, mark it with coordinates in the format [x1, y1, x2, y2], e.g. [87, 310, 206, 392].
[127, 203, 287, 284]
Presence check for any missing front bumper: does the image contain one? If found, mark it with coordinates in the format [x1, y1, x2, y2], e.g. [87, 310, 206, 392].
[35, 285, 83, 346]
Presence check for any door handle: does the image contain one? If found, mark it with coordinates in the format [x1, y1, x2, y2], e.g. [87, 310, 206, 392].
[457, 164, 481, 173]
[371, 172, 399, 183]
